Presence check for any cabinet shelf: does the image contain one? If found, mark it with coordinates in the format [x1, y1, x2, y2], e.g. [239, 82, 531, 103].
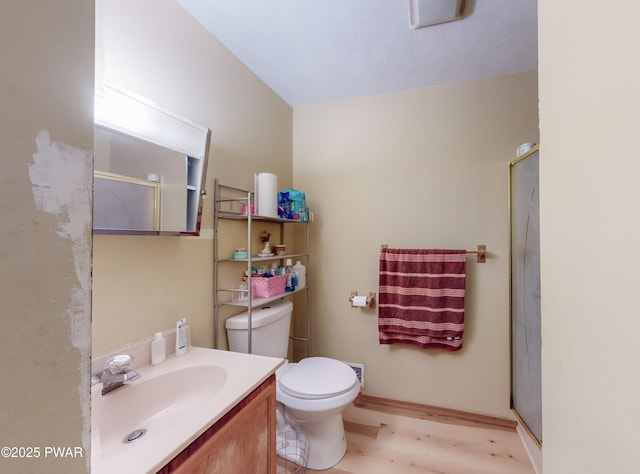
[218, 213, 307, 224]
[219, 252, 308, 263]
[219, 286, 307, 308]
[213, 179, 310, 358]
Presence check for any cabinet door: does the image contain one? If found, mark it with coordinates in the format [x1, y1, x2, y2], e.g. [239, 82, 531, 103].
[167, 375, 276, 474]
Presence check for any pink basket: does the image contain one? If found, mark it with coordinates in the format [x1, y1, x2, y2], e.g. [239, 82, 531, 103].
[247, 274, 287, 298]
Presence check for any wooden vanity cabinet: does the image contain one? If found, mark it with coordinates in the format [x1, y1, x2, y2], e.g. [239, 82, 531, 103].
[159, 375, 276, 474]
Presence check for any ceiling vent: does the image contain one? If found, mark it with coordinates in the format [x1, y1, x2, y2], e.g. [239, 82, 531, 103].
[409, 0, 465, 29]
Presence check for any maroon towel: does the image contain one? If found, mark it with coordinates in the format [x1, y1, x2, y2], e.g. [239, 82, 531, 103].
[378, 248, 466, 351]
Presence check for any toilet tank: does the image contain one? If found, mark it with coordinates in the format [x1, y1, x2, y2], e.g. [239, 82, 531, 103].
[225, 300, 293, 358]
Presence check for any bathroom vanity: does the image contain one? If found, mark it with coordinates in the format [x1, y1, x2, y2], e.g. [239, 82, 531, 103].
[91, 347, 282, 474]
[159, 375, 276, 473]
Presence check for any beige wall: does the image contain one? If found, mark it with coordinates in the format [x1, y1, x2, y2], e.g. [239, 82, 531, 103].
[92, 0, 293, 354]
[13, 0, 640, 471]
[539, 1, 640, 473]
[293, 72, 539, 417]
[0, 2, 94, 473]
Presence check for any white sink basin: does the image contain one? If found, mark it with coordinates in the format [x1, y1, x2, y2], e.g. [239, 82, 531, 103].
[98, 365, 227, 456]
[91, 347, 283, 474]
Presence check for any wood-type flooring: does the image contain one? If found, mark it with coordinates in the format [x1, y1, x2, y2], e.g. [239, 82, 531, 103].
[279, 396, 536, 474]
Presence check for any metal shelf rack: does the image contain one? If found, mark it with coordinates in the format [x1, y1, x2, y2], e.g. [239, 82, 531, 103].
[213, 179, 310, 357]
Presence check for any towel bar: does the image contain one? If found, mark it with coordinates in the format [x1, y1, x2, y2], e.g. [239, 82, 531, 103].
[380, 244, 486, 263]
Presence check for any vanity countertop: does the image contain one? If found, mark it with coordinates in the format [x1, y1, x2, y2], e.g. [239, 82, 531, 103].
[91, 347, 283, 474]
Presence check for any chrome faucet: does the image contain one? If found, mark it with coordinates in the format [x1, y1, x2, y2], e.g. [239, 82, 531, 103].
[92, 354, 140, 395]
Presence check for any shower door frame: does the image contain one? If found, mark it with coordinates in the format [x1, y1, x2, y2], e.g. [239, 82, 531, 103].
[508, 145, 542, 447]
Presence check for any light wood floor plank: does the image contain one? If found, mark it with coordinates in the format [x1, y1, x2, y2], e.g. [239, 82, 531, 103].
[318, 403, 535, 474]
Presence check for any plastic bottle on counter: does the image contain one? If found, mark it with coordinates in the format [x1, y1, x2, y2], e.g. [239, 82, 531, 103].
[285, 259, 298, 291]
[293, 261, 306, 289]
[151, 332, 166, 365]
[175, 318, 187, 356]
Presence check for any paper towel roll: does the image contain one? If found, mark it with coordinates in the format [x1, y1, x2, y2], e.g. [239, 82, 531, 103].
[352, 296, 369, 307]
[256, 172, 278, 218]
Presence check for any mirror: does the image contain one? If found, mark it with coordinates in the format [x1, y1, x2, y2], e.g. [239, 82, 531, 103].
[93, 85, 210, 235]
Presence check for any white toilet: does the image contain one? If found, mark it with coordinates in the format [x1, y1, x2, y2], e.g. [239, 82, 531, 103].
[225, 300, 360, 470]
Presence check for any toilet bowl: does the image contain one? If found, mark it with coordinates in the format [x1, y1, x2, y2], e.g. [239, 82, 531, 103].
[225, 301, 361, 470]
[276, 358, 360, 470]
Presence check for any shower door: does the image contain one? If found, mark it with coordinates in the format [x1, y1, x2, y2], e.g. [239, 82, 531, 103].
[509, 146, 542, 445]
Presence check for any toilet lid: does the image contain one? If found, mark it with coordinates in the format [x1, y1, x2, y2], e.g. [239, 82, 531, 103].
[278, 357, 358, 400]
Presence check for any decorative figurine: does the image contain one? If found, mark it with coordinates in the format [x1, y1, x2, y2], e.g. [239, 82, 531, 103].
[258, 230, 273, 256]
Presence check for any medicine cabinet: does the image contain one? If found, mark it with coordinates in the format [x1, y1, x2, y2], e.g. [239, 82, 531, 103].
[93, 85, 211, 235]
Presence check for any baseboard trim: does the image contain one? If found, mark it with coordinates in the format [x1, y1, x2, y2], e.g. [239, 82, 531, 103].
[353, 394, 518, 432]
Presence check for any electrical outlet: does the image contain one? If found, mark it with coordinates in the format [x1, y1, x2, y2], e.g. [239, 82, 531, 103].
[343, 361, 365, 388]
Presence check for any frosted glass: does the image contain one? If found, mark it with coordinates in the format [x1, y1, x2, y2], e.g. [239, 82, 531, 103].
[510, 150, 542, 444]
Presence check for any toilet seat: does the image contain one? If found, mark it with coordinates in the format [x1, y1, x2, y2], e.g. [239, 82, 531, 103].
[278, 357, 358, 400]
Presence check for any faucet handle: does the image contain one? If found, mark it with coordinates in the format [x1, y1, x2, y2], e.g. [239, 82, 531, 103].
[107, 354, 134, 375]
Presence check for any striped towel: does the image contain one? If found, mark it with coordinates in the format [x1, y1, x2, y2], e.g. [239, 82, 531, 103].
[378, 248, 466, 351]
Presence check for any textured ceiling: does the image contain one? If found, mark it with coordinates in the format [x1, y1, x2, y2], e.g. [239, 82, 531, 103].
[177, 0, 538, 107]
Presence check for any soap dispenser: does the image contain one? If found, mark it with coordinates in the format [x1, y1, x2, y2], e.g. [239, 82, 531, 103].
[151, 332, 166, 365]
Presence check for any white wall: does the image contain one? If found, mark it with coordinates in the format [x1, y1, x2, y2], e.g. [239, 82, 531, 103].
[0, 2, 94, 473]
[539, 1, 640, 473]
[294, 72, 539, 417]
[92, 0, 293, 354]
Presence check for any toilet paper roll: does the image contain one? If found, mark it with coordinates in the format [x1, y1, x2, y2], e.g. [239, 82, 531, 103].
[351, 296, 369, 307]
[256, 172, 278, 218]
[517, 142, 536, 157]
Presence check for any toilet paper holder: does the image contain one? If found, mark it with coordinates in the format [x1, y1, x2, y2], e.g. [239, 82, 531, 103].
[349, 291, 376, 309]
